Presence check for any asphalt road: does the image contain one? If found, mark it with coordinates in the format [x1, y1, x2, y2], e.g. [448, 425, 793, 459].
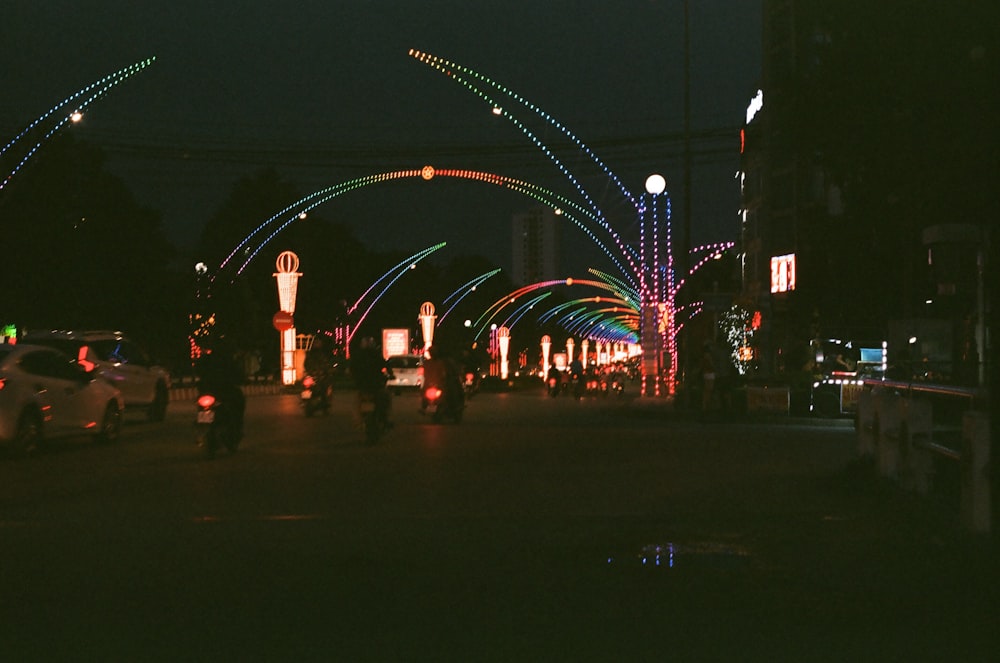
[1, 388, 995, 661]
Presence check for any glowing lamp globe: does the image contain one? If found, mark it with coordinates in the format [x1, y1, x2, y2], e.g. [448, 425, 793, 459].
[645, 174, 666, 195]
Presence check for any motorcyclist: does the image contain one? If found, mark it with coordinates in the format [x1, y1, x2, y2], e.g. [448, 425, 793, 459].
[421, 344, 464, 415]
[349, 335, 392, 426]
[195, 336, 246, 440]
[569, 356, 585, 399]
[303, 334, 336, 404]
[546, 364, 562, 396]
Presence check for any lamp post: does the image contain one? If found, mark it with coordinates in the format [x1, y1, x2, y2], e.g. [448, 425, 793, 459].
[273, 251, 301, 386]
[640, 173, 670, 397]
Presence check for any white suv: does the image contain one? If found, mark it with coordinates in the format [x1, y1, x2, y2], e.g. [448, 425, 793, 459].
[23, 330, 171, 421]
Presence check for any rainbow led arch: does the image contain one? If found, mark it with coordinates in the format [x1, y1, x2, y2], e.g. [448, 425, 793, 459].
[1, 57, 156, 193]
[346, 242, 447, 343]
[220, 167, 633, 283]
[407, 49, 738, 395]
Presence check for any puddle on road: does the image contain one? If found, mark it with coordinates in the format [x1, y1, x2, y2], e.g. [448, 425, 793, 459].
[607, 541, 752, 571]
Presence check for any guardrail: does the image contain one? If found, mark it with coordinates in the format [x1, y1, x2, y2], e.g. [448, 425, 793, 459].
[169, 376, 287, 403]
[856, 379, 991, 533]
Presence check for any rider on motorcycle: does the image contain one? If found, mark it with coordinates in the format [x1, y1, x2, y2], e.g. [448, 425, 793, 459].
[195, 336, 246, 441]
[304, 334, 336, 402]
[421, 344, 464, 416]
[349, 336, 393, 427]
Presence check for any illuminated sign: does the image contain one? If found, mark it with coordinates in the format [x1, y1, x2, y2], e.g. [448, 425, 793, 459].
[770, 254, 796, 293]
[382, 329, 410, 359]
[745, 89, 763, 124]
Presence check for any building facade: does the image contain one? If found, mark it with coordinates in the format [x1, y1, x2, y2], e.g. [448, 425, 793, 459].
[739, 0, 991, 386]
[511, 206, 560, 287]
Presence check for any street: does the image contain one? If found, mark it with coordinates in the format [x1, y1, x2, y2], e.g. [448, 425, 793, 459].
[1, 388, 994, 661]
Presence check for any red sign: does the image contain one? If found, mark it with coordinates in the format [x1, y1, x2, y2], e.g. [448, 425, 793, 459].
[272, 311, 294, 331]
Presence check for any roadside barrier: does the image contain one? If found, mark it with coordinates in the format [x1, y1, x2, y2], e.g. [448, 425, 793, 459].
[861, 379, 990, 533]
[169, 378, 286, 402]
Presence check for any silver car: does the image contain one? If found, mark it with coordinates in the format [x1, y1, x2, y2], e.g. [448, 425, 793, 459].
[0, 343, 124, 457]
[22, 329, 171, 421]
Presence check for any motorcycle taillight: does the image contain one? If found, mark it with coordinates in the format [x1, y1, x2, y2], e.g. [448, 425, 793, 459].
[197, 394, 216, 409]
[424, 386, 442, 400]
[303, 376, 315, 388]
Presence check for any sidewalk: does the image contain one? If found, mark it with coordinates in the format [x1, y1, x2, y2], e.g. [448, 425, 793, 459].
[615, 395, 998, 659]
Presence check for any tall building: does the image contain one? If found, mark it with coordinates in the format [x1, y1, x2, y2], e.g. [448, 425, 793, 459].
[740, 0, 992, 385]
[511, 206, 560, 286]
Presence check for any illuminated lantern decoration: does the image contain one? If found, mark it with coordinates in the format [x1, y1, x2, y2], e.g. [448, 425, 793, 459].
[273, 251, 302, 385]
[540, 335, 552, 380]
[497, 327, 511, 380]
[419, 302, 436, 356]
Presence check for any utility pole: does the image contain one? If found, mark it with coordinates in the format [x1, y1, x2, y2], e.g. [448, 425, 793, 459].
[682, 0, 692, 278]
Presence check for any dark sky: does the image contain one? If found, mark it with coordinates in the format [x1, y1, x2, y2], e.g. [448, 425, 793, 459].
[3, 0, 760, 276]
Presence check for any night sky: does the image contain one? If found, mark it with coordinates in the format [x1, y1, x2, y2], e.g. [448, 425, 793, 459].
[3, 1, 760, 276]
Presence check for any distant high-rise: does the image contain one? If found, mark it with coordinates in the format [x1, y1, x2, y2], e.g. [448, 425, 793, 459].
[511, 206, 560, 286]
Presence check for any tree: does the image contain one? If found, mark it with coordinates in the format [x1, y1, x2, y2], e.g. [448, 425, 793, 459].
[0, 134, 179, 362]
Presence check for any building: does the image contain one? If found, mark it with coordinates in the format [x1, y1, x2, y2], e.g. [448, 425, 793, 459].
[738, 0, 991, 386]
[511, 206, 560, 286]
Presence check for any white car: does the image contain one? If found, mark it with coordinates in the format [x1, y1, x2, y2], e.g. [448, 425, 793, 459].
[385, 355, 423, 392]
[22, 330, 171, 421]
[0, 343, 124, 457]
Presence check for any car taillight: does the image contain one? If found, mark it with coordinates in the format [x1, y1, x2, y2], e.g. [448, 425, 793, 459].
[0, 377, 6, 391]
[197, 394, 216, 409]
[77, 345, 96, 373]
[417, 366, 424, 377]
[424, 387, 442, 400]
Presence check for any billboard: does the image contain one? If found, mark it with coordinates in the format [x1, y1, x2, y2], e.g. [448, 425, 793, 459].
[382, 328, 410, 359]
[770, 253, 796, 293]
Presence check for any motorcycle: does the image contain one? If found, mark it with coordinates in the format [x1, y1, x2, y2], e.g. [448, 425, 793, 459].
[599, 374, 626, 398]
[194, 392, 241, 458]
[463, 371, 479, 399]
[358, 389, 390, 445]
[547, 373, 561, 397]
[300, 374, 331, 417]
[422, 382, 464, 423]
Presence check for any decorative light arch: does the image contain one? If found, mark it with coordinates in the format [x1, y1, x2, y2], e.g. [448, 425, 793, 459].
[1, 57, 157, 193]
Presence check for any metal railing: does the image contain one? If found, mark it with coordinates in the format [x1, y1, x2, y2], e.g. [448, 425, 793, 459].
[857, 378, 991, 533]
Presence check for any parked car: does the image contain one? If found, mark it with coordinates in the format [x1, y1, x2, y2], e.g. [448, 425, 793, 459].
[0, 343, 124, 456]
[385, 354, 423, 393]
[22, 330, 171, 421]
